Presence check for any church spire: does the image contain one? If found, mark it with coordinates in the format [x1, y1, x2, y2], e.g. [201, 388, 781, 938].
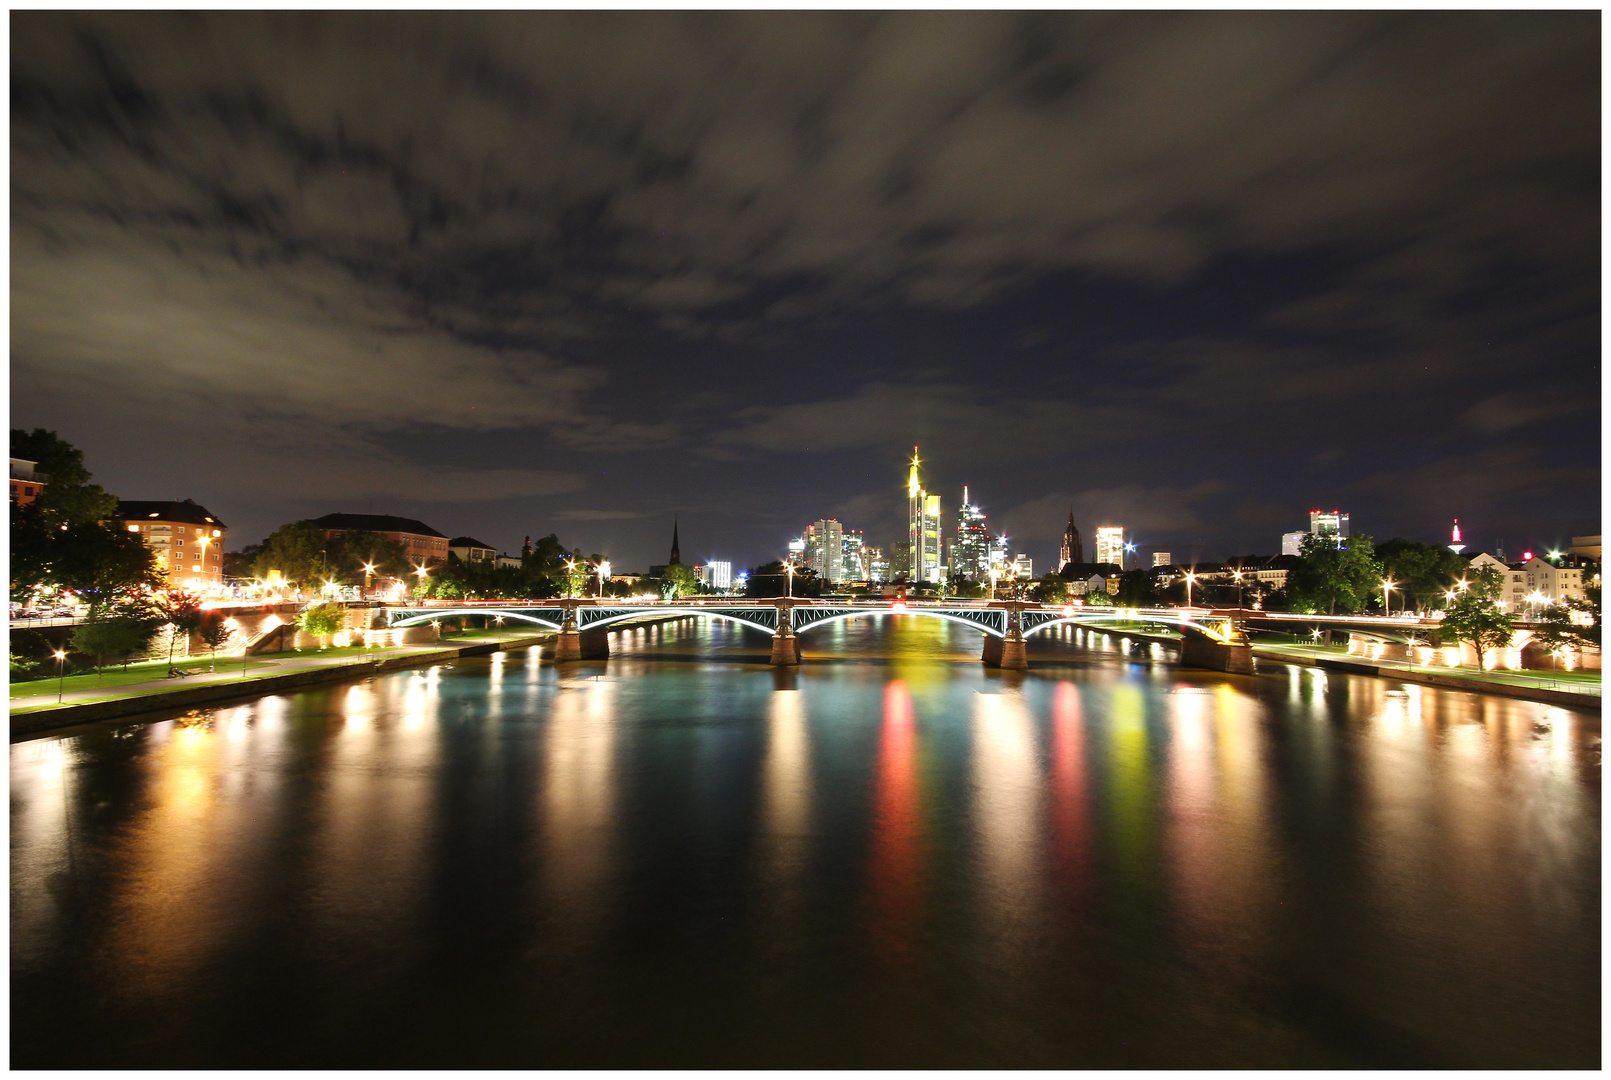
[669, 518, 681, 565]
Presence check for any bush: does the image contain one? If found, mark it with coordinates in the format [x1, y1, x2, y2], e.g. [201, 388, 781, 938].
[298, 602, 347, 639]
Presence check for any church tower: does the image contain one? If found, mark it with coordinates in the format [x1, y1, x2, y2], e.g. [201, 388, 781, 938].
[669, 518, 681, 566]
[1059, 511, 1083, 571]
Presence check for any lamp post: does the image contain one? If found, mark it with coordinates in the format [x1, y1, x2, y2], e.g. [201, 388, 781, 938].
[1382, 578, 1395, 616]
[363, 562, 376, 597]
[1124, 541, 1135, 572]
[784, 561, 795, 599]
[414, 563, 430, 600]
[54, 650, 66, 703]
[1183, 571, 1196, 610]
[1232, 568, 1244, 611]
[597, 559, 611, 599]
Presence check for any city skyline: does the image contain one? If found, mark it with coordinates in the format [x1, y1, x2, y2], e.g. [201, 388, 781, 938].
[10, 12, 1598, 574]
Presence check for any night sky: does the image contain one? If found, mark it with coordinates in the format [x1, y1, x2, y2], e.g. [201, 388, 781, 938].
[10, 12, 1600, 573]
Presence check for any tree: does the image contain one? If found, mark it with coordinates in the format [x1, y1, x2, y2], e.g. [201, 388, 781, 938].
[1287, 533, 1382, 616]
[151, 589, 205, 670]
[1533, 600, 1599, 656]
[327, 529, 411, 584]
[1114, 570, 1157, 607]
[1439, 565, 1513, 670]
[1031, 575, 1068, 603]
[1377, 538, 1465, 612]
[10, 628, 50, 680]
[48, 519, 163, 611]
[253, 521, 330, 591]
[196, 611, 237, 671]
[298, 602, 347, 644]
[9, 430, 140, 599]
[10, 428, 118, 528]
[72, 613, 159, 677]
[661, 562, 700, 600]
[1083, 588, 1114, 607]
[949, 576, 986, 599]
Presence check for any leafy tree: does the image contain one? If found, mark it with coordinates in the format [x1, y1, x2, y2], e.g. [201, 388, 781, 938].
[949, 576, 985, 599]
[253, 521, 330, 590]
[10, 428, 118, 528]
[151, 589, 205, 669]
[1082, 588, 1114, 607]
[9, 628, 51, 680]
[298, 602, 347, 642]
[48, 519, 163, 611]
[1114, 570, 1157, 607]
[1533, 601, 1599, 655]
[72, 613, 160, 676]
[327, 529, 411, 584]
[1031, 575, 1068, 603]
[745, 562, 821, 598]
[9, 430, 141, 599]
[1287, 533, 1382, 615]
[1438, 565, 1513, 670]
[196, 612, 236, 670]
[661, 562, 701, 600]
[1377, 538, 1465, 612]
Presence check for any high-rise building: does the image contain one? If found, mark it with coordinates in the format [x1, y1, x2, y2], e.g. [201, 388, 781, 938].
[1281, 531, 1307, 556]
[891, 541, 913, 579]
[953, 485, 993, 580]
[840, 529, 868, 581]
[703, 560, 732, 590]
[1309, 510, 1349, 540]
[806, 519, 845, 583]
[1059, 511, 1084, 571]
[1094, 526, 1124, 567]
[1152, 551, 1173, 568]
[1012, 554, 1034, 580]
[786, 537, 806, 565]
[865, 545, 889, 583]
[906, 448, 942, 583]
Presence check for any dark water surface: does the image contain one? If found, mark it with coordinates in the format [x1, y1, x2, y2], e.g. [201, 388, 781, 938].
[11, 620, 1601, 1067]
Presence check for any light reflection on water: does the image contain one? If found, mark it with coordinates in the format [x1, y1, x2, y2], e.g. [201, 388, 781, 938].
[10, 619, 1601, 1069]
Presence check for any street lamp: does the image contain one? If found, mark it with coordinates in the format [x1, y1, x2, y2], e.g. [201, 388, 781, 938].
[784, 560, 795, 598]
[1382, 578, 1395, 616]
[1184, 571, 1196, 609]
[1124, 542, 1136, 572]
[362, 562, 376, 595]
[414, 563, 430, 600]
[54, 650, 66, 703]
[563, 557, 578, 599]
[1232, 568, 1244, 610]
[597, 559, 610, 598]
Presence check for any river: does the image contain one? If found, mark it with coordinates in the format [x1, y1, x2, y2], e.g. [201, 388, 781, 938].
[10, 618, 1601, 1067]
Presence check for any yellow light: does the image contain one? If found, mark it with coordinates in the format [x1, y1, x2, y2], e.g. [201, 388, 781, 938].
[53, 650, 65, 659]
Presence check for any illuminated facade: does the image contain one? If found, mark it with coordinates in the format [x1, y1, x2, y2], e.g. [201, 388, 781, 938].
[953, 486, 994, 580]
[841, 529, 867, 582]
[1094, 526, 1125, 568]
[116, 499, 227, 591]
[906, 447, 941, 583]
[1309, 509, 1350, 542]
[9, 458, 45, 507]
[806, 519, 845, 583]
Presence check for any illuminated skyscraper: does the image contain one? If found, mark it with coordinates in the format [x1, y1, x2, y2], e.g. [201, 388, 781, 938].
[1094, 525, 1125, 568]
[907, 447, 941, 583]
[806, 519, 845, 583]
[953, 485, 993, 580]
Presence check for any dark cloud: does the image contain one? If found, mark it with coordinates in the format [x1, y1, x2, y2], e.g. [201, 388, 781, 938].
[10, 12, 1598, 569]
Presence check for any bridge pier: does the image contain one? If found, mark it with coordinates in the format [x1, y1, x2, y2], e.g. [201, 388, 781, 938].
[1180, 634, 1254, 674]
[770, 627, 801, 665]
[981, 631, 1028, 670]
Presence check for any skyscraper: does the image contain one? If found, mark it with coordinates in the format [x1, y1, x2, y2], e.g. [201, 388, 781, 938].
[907, 447, 941, 583]
[806, 519, 845, 583]
[1094, 526, 1124, 568]
[841, 529, 867, 581]
[953, 485, 993, 580]
[1059, 511, 1084, 571]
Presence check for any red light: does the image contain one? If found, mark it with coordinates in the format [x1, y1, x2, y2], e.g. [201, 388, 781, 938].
[1523, 551, 1533, 561]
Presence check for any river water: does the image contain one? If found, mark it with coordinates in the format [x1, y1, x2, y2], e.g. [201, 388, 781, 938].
[10, 619, 1601, 1068]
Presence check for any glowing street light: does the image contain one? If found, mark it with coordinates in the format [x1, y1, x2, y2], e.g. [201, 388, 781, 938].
[362, 562, 376, 594]
[1232, 568, 1244, 610]
[784, 560, 795, 598]
[54, 649, 66, 703]
[1183, 570, 1197, 609]
[1382, 578, 1395, 616]
[597, 559, 611, 598]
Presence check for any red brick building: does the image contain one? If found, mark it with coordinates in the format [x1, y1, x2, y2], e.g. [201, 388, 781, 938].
[117, 499, 228, 591]
[312, 512, 450, 567]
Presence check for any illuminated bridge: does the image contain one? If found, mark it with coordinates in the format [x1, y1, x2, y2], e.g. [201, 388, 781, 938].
[382, 599, 1260, 672]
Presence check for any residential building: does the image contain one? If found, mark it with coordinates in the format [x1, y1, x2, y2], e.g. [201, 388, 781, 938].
[953, 487, 994, 580]
[1152, 552, 1172, 568]
[1069, 574, 1107, 597]
[312, 512, 449, 567]
[495, 553, 522, 570]
[806, 519, 845, 583]
[449, 536, 497, 563]
[9, 458, 45, 507]
[1058, 511, 1084, 572]
[117, 499, 227, 591]
[906, 447, 942, 583]
[1499, 556, 1585, 611]
[1569, 534, 1602, 559]
[1281, 531, 1307, 556]
[1094, 526, 1124, 568]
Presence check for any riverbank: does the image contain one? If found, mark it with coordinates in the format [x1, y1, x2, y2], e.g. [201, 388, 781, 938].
[1251, 642, 1601, 710]
[10, 630, 554, 738]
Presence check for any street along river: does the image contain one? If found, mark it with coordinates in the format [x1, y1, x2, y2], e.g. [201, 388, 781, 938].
[11, 618, 1600, 1067]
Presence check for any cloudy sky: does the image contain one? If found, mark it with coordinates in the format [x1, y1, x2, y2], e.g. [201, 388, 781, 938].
[11, 11, 1599, 571]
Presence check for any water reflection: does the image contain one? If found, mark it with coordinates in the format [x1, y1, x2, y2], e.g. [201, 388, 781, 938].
[9, 623, 1601, 1069]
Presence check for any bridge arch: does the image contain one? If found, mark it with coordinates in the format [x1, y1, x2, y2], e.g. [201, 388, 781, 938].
[791, 608, 1006, 638]
[1022, 611, 1239, 644]
[585, 609, 779, 637]
[388, 608, 565, 630]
